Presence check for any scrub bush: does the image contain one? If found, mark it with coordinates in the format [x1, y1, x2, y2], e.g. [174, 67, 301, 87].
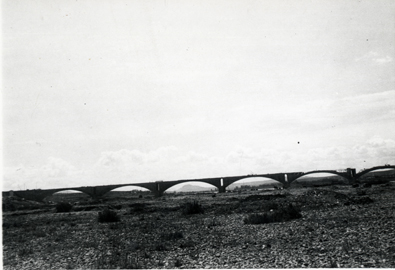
[98, 208, 120, 223]
[182, 201, 204, 215]
[56, 202, 73, 213]
[244, 203, 301, 224]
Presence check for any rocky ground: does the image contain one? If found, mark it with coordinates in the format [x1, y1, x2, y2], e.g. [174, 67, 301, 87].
[2, 183, 395, 269]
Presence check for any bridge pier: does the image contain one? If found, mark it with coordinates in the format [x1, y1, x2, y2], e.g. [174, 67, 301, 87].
[152, 182, 165, 197]
[77, 187, 102, 200]
[154, 190, 164, 197]
[346, 168, 357, 184]
[267, 174, 289, 188]
[218, 186, 226, 193]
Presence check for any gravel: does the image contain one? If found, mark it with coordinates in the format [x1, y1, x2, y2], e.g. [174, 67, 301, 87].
[2, 184, 395, 269]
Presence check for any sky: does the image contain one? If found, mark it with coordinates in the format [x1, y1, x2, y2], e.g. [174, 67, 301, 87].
[2, 0, 395, 191]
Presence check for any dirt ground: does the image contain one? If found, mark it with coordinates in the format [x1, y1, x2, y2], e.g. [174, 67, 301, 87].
[2, 183, 395, 269]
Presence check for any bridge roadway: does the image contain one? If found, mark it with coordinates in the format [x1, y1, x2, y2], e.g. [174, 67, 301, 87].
[4, 165, 394, 202]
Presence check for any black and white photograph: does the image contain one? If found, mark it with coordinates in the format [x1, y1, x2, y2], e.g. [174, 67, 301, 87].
[2, 0, 395, 268]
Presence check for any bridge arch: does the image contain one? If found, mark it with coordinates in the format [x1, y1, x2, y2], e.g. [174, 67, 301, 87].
[105, 186, 151, 192]
[101, 185, 152, 198]
[163, 181, 218, 193]
[43, 189, 91, 203]
[226, 177, 283, 191]
[158, 180, 220, 195]
[90, 183, 157, 198]
[222, 174, 288, 189]
[289, 171, 350, 186]
[355, 165, 395, 180]
[300, 170, 348, 178]
[12, 188, 93, 202]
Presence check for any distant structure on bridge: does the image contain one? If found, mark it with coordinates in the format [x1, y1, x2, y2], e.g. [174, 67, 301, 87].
[3, 165, 394, 202]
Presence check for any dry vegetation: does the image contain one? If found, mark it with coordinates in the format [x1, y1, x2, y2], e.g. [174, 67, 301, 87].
[3, 182, 395, 269]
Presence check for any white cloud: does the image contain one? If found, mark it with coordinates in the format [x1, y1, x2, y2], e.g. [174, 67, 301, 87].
[3, 157, 82, 190]
[92, 146, 182, 182]
[356, 51, 393, 65]
[3, 136, 394, 191]
[325, 90, 395, 125]
[95, 146, 179, 169]
[362, 136, 395, 163]
[374, 56, 393, 64]
[41, 157, 76, 178]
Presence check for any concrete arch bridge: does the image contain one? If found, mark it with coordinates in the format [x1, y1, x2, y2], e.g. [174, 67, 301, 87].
[4, 166, 394, 202]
